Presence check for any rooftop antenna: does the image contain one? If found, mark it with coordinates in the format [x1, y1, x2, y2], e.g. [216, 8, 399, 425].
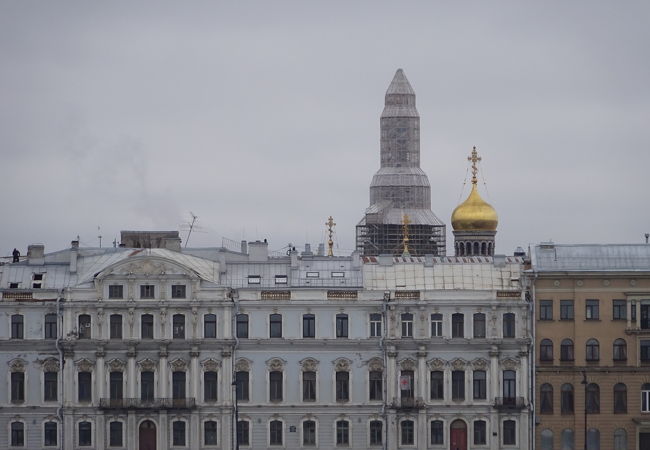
[184, 212, 198, 248]
[326, 216, 336, 257]
[97, 226, 102, 248]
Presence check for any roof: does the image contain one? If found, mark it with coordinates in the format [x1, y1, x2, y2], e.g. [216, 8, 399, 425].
[530, 244, 650, 272]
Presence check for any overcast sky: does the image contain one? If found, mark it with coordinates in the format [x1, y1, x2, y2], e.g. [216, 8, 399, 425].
[1, 1, 649, 258]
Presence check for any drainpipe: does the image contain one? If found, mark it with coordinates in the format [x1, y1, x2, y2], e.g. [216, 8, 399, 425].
[55, 289, 64, 450]
[230, 289, 240, 450]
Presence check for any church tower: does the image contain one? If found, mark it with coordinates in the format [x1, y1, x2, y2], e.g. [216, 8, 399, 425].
[451, 147, 498, 256]
[356, 69, 446, 256]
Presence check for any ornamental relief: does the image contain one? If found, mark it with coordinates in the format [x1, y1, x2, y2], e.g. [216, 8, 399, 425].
[138, 358, 157, 371]
[201, 358, 221, 372]
[450, 358, 467, 370]
[427, 358, 446, 370]
[333, 357, 351, 372]
[75, 358, 94, 372]
[471, 358, 489, 370]
[399, 358, 417, 371]
[367, 357, 384, 371]
[41, 358, 60, 373]
[8, 358, 26, 372]
[500, 357, 519, 370]
[266, 358, 285, 371]
[169, 358, 187, 371]
[299, 358, 319, 372]
[107, 359, 126, 371]
[235, 358, 251, 372]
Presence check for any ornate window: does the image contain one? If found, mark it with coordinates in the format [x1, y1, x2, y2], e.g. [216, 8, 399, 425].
[561, 383, 574, 414]
[473, 370, 486, 400]
[303, 371, 316, 402]
[269, 371, 283, 402]
[452, 370, 465, 401]
[540, 383, 553, 414]
[430, 370, 444, 400]
[336, 371, 349, 402]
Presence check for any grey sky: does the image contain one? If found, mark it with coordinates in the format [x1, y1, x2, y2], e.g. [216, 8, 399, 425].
[1, 1, 649, 257]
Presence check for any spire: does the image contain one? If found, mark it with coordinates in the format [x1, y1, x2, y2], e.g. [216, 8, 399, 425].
[386, 68, 415, 95]
[383, 69, 417, 117]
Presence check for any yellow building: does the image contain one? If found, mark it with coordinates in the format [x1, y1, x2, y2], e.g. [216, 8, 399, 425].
[528, 243, 650, 450]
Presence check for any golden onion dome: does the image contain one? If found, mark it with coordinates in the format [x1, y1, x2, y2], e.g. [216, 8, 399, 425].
[451, 184, 498, 231]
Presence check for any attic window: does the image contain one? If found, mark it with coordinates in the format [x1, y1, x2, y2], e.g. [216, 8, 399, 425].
[140, 285, 155, 299]
[306, 272, 319, 278]
[331, 272, 345, 278]
[275, 275, 288, 285]
[108, 285, 124, 299]
[33, 274, 44, 281]
[171, 285, 186, 299]
[9, 283, 19, 289]
[33, 283, 42, 289]
[248, 276, 261, 285]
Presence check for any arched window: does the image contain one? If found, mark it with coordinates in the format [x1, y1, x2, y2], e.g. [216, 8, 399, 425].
[586, 339, 599, 361]
[540, 339, 554, 361]
[586, 428, 600, 450]
[466, 242, 472, 255]
[561, 383, 574, 414]
[561, 429, 574, 450]
[488, 242, 493, 255]
[613, 339, 627, 361]
[369, 420, 383, 446]
[540, 429, 553, 450]
[78, 421, 92, 446]
[586, 383, 600, 413]
[503, 313, 515, 338]
[473, 242, 479, 255]
[540, 383, 553, 414]
[457, 242, 462, 256]
[204, 420, 217, 445]
[560, 339, 574, 361]
[613, 383, 627, 414]
[44, 421, 58, 446]
[613, 428, 627, 450]
[400, 420, 415, 445]
[336, 420, 349, 446]
[481, 242, 487, 255]
[641, 383, 650, 412]
[204, 314, 217, 338]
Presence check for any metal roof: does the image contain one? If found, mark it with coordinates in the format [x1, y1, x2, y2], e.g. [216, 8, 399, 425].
[530, 244, 650, 272]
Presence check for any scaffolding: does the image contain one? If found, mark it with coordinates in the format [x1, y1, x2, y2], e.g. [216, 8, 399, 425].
[356, 222, 446, 257]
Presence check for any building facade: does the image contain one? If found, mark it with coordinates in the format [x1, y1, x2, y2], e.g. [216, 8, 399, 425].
[529, 243, 650, 450]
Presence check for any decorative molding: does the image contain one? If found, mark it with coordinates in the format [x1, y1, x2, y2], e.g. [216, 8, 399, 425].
[399, 358, 417, 371]
[367, 357, 384, 372]
[266, 358, 285, 371]
[75, 358, 94, 372]
[107, 358, 126, 371]
[427, 358, 446, 370]
[500, 357, 519, 370]
[450, 358, 467, 370]
[471, 358, 488, 370]
[299, 358, 319, 372]
[41, 358, 60, 373]
[333, 357, 351, 372]
[234, 358, 251, 372]
[169, 358, 188, 371]
[8, 358, 26, 372]
[201, 358, 221, 372]
[137, 358, 157, 372]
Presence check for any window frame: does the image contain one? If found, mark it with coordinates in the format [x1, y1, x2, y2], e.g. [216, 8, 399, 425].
[401, 313, 413, 338]
[585, 299, 600, 320]
[369, 313, 382, 337]
[269, 313, 283, 338]
[140, 284, 155, 299]
[204, 314, 217, 339]
[560, 299, 574, 320]
[336, 313, 349, 338]
[452, 313, 464, 338]
[539, 300, 553, 320]
[431, 313, 443, 337]
[303, 314, 315, 338]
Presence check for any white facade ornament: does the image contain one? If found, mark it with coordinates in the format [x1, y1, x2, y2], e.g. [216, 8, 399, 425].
[201, 358, 221, 372]
[367, 357, 384, 371]
[75, 358, 95, 372]
[266, 358, 285, 371]
[500, 357, 519, 370]
[299, 358, 319, 372]
[427, 358, 446, 370]
[41, 358, 60, 372]
[471, 358, 488, 370]
[333, 357, 351, 372]
[169, 358, 188, 371]
[450, 358, 466, 370]
[107, 358, 126, 371]
[138, 358, 157, 372]
[399, 358, 417, 371]
[235, 358, 251, 372]
[8, 358, 26, 372]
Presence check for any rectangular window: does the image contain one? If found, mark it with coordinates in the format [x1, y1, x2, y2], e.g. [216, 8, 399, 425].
[303, 314, 315, 338]
[140, 285, 155, 299]
[9, 282, 19, 289]
[237, 421, 250, 446]
[430, 371, 444, 400]
[473, 313, 486, 338]
[44, 372, 58, 401]
[369, 370, 383, 401]
[306, 271, 319, 278]
[401, 313, 413, 338]
[370, 421, 383, 446]
[641, 340, 650, 363]
[400, 420, 414, 445]
[270, 314, 282, 338]
[474, 420, 487, 445]
[270, 371, 283, 402]
[586, 299, 599, 320]
[503, 420, 516, 445]
[108, 285, 123, 299]
[45, 313, 57, 339]
[431, 420, 443, 445]
[78, 315, 91, 339]
[141, 371, 154, 401]
[173, 314, 185, 339]
[172, 421, 186, 446]
[78, 372, 91, 402]
[431, 313, 443, 337]
[336, 420, 349, 445]
[171, 284, 186, 299]
[336, 314, 349, 338]
[370, 313, 382, 337]
[78, 422, 92, 446]
[141, 315, 154, 339]
[274, 275, 288, 284]
[109, 372, 123, 400]
[336, 372, 349, 402]
[400, 370, 414, 400]
[110, 314, 122, 339]
[269, 421, 283, 445]
[613, 300, 627, 320]
[11, 314, 24, 339]
[11, 422, 24, 446]
[503, 313, 515, 338]
[205, 422, 218, 446]
[247, 275, 261, 284]
[44, 422, 57, 446]
[452, 313, 464, 338]
[172, 371, 186, 399]
[452, 370, 465, 401]
[303, 420, 316, 446]
[303, 371, 316, 401]
[539, 300, 553, 320]
[109, 421, 123, 447]
[473, 370, 486, 400]
[11, 372, 25, 403]
[560, 300, 574, 320]
[204, 371, 218, 401]
[204, 314, 217, 338]
[235, 371, 249, 401]
[236, 314, 248, 338]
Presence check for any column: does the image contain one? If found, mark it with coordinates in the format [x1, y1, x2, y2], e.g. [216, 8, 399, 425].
[158, 410, 168, 450]
[223, 303, 232, 338]
[64, 410, 74, 450]
[127, 411, 136, 450]
[190, 347, 200, 400]
[627, 300, 632, 329]
[190, 412, 200, 449]
[159, 345, 168, 398]
[417, 346, 427, 400]
[62, 345, 75, 407]
[127, 345, 136, 398]
[95, 348, 106, 401]
[387, 347, 397, 404]
[489, 348, 499, 450]
[95, 415, 106, 450]
[221, 350, 233, 406]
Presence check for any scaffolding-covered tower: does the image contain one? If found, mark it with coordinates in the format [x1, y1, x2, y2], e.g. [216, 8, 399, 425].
[356, 69, 446, 256]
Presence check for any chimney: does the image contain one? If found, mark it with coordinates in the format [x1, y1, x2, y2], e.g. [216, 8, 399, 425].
[302, 243, 313, 257]
[162, 237, 182, 252]
[317, 243, 325, 256]
[70, 240, 79, 273]
[248, 240, 269, 262]
[27, 244, 45, 266]
[290, 248, 299, 268]
[241, 240, 248, 254]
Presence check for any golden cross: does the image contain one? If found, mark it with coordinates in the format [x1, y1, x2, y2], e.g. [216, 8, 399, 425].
[326, 216, 336, 257]
[401, 213, 411, 256]
[468, 146, 481, 184]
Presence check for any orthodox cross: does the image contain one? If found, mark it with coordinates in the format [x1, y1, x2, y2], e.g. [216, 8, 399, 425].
[468, 146, 481, 185]
[326, 216, 336, 257]
[401, 213, 411, 256]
